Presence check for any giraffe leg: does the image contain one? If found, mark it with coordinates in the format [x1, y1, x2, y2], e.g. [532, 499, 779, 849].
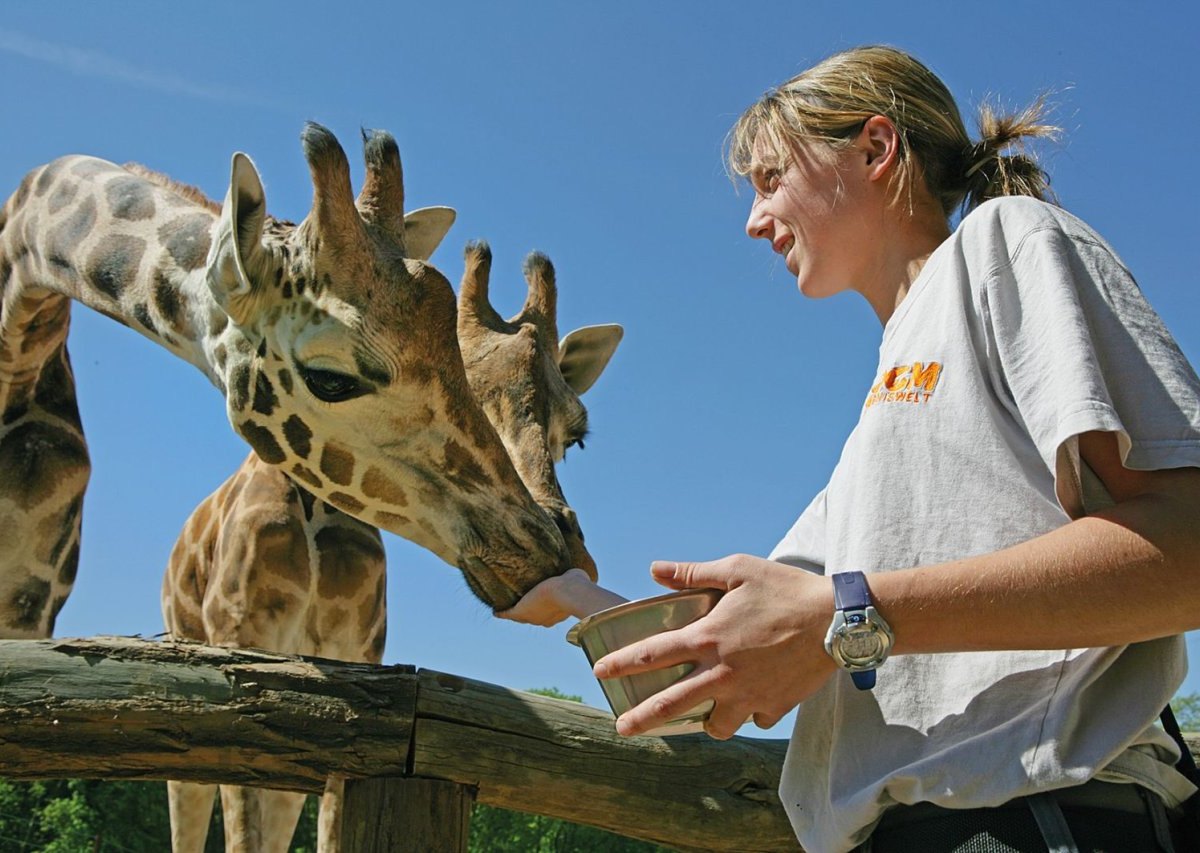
[317, 776, 344, 852]
[167, 780, 218, 853]
[219, 785, 309, 853]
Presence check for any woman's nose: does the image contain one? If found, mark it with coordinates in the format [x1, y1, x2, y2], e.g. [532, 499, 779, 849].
[745, 196, 772, 241]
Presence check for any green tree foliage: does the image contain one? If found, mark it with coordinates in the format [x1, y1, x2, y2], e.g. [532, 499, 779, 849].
[0, 779, 170, 852]
[1171, 692, 1200, 732]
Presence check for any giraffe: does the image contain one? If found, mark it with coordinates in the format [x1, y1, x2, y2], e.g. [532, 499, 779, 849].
[0, 123, 585, 642]
[161, 240, 622, 852]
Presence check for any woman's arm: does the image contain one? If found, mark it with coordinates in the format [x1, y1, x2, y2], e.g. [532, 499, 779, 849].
[596, 430, 1200, 739]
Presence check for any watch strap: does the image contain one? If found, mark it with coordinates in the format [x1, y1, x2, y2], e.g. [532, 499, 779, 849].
[851, 670, 876, 690]
[832, 571, 871, 611]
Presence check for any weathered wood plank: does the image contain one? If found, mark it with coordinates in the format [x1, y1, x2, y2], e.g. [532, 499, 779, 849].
[341, 777, 474, 853]
[411, 670, 798, 852]
[0, 637, 417, 792]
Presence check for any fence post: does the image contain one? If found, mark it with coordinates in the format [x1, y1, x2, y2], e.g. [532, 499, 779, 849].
[340, 776, 475, 852]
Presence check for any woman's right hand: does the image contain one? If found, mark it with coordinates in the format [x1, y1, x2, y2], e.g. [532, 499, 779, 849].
[593, 555, 837, 739]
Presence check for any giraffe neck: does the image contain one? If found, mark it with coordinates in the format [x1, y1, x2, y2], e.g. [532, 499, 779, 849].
[1, 155, 245, 395]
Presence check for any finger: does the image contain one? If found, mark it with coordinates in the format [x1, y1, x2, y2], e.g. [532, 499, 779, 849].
[752, 710, 784, 730]
[612, 670, 713, 737]
[592, 628, 697, 679]
[649, 559, 735, 592]
[704, 702, 749, 741]
[495, 591, 569, 626]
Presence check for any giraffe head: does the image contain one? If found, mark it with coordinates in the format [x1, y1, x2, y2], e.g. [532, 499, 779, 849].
[203, 123, 573, 609]
[457, 244, 622, 582]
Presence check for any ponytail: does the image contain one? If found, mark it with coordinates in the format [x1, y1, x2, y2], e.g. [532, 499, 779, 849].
[959, 98, 1059, 213]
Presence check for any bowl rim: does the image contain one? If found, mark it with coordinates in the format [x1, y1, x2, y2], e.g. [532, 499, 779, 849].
[565, 587, 722, 647]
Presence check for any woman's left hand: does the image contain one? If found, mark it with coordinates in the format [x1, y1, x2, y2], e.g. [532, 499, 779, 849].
[592, 554, 839, 739]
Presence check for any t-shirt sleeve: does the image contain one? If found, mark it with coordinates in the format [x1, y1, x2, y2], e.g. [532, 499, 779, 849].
[768, 487, 827, 574]
[981, 217, 1200, 517]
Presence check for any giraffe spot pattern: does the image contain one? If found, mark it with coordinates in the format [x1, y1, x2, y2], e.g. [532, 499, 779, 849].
[86, 234, 146, 300]
[47, 593, 69, 634]
[282, 415, 312, 458]
[35, 494, 82, 570]
[18, 297, 70, 357]
[361, 466, 408, 507]
[105, 176, 156, 221]
[239, 420, 286, 465]
[442, 438, 494, 490]
[159, 213, 214, 272]
[290, 464, 322, 492]
[315, 526, 383, 599]
[374, 509, 412, 530]
[11, 172, 34, 209]
[208, 311, 228, 337]
[251, 371, 277, 417]
[228, 364, 251, 411]
[132, 302, 155, 333]
[33, 160, 63, 196]
[296, 481, 319, 520]
[152, 269, 187, 334]
[319, 441, 355, 486]
[47, 196, 97, 270]
[277, 367, 293, 396]
[47, 180, 79, 215]
[0, 421, 89, 510]
[248, 515, 311, 593]
[327, 491, 365, 515]
[8, 575, 51, 630]
[56, 541, 81, 587]
[70, 159, 113, 179]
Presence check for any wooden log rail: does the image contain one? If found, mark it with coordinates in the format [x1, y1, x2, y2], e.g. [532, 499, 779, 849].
[0, 637, 798, 852]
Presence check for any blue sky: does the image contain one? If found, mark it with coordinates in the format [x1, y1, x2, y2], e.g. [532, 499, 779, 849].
[2, 1, 1197, 741]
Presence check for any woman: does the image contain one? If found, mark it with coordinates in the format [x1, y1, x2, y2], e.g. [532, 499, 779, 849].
[583, 46, 1200, 852]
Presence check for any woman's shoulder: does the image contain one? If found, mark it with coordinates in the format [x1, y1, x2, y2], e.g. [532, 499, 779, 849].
[955, 196, 1113, 267]
[959, 195, 1069, 237]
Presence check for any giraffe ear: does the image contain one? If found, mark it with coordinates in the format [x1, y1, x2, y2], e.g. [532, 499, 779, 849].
[206, 152, 268, 326]
[557, 324, 623, 395]
[403, 206, 456, 260]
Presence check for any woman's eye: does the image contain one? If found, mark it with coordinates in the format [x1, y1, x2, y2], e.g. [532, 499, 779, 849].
[300, 367, 367, 403]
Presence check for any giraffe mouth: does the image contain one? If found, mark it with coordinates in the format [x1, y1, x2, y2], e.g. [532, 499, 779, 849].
[459, 555, 525, 611]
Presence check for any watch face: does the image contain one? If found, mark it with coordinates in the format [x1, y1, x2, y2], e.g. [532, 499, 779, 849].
[838, 626, 885, 665]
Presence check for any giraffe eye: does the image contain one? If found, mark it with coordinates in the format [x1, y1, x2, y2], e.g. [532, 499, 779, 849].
[561, 434, 587, 460]
[299, 367, 367, 403]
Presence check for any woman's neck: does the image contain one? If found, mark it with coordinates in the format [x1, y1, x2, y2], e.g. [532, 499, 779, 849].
[862, 202, 952, 326]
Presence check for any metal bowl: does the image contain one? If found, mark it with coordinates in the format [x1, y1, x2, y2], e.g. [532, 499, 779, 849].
[566, 588, 722, 736]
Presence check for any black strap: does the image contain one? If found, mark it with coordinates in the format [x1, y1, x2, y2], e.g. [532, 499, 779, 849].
[1160, 704, 1199, 783]
[1161, 704, 1200, 846]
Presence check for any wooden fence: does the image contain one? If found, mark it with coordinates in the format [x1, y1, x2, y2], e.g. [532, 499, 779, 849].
[4, 637, 1197, 852]
[0, 637, 799, 852]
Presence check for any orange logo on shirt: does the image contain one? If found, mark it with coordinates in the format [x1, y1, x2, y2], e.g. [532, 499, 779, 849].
[864, 362, 942, 408]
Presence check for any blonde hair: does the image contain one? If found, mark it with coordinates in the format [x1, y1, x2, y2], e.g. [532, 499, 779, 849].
[726, 45, 1060, 217]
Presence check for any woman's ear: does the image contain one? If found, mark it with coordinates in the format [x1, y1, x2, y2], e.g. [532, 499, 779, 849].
[858, 115, 901, 182]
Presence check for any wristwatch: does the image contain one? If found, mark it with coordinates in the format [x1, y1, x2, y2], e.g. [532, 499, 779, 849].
[824, 571, 894, 690]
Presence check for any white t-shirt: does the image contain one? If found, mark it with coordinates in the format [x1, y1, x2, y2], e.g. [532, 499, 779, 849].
[769, 197, 1200, 853]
